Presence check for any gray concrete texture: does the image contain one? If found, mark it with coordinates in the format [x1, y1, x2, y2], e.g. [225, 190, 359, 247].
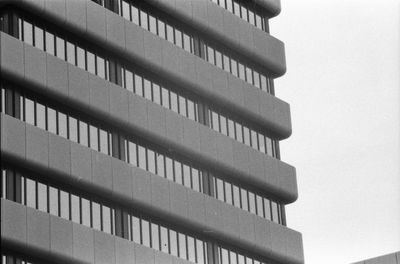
[351, 252, 400, 264]
[0, 114, 304, 264]
[0, 34, 298, 202]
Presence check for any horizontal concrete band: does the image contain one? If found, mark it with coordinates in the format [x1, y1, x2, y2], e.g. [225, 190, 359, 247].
[0, 114, 304, 264]
[0, 32, 298, 203]
[254, 0, 282, 16]
[1, 199, 198, 264]
[0, 0, 292, 138]
[144, 0, 286, 75]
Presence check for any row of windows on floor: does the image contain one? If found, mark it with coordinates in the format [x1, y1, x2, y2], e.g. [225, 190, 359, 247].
[0, 85, 285, 225]
[0, 10, 279, 158]
[1, 167, 274, 264]
[209, 0, 270, 32]
[2, 254, 35, 264]
[90, 0, 274, 93]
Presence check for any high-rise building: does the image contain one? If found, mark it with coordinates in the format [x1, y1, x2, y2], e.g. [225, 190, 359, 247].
[0, 0, 303, 263]
[352, 251, 400, 264]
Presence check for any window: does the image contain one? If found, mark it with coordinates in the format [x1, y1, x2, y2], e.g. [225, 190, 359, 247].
[175, 29, 183, 48]
[49, 186, 58, 216]
[81, 198, 91, 227]
[131, 5, 139, 25]
[170, 91, 178, 113]
[158, 20, 165, 39]
[156, 153, 164, 178]
[224, 181, 232, 205]
[97, 56, 106, 78]
[66, 41, 76, 65]
[174, 160, 182, 185]
[138, 145, 146, 170]
[149, 15, 157, 34]
[141, 219, 150, 246]
[144, 79, 152, 100]
[165, 157, 173, 181]
[102, 205, 112, 234]
[90, 125, 99, 151]
[147, 149, 156, 174]
[71, 194, 80, 223]
[170, 230, 178, 257]
[92, 201, 101, 230]
[60, 190, 69, 219]
[140, 10, 148, 30]
[271, 201, 279, 223]
[178, 233, 187, 259]
[166, 24, 174, 43]
[26, 178, 36, 208]
[153, 84, 161, 104]
[183, 33, 191, 52]
[187, 236, 195, 262]
[160, 226, 169, 253]
[196, 240, 205, 264]
[34, 26, 44, 50]
[36, 102, 45, 129]
[240, 188, 248, 211]
[79, 120, 88, 147]
[56, 36, 65, 60]
[121, 0, 130, 20]
[23, 20, 33, 45]
[47, 107, 56, 133]
[25, 98, 34, 125]
[132, 215, 140, 243]
[45, 32, 54, 55]
[135, 74, 143, 96]
[87, 51, 95, 75]
[151, 223, 160, 250]
[179, 96, 186, 117]
[183, 164, 191, 188]
[248, 191, 256, 214]
[37, 182, 47, 212]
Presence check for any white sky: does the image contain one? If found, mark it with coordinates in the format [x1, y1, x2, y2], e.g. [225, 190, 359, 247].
[270, 1, 400, 263]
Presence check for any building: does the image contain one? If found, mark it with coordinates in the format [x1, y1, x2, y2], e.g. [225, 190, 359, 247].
[0, 0, 303, 264]
[352, 251, 400, 264]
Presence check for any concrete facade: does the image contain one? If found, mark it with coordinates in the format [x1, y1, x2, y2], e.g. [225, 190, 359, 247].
[351, 252, 400, 264]
[0, 0, 303, 264]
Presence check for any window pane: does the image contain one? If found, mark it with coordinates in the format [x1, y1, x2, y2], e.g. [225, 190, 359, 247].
[187, 236, 195, 262]
[25, 98, 35, 125]
[81, 197, 91, 227]
[216, 178, 224, 201]
[97, 56, 105, 78]
[131, 5, 139, 24]
[135, 74, 143, 96]
[183, 33, 191, 52]
[221, 248, 229, 264]
[178, 233, 187, 259]
[132, 215, 140, 243]
[102, 205, 111, 234]
[211, 111, 219, 131]
[36, 102, 46, 129]
[147, 149, 156, 174]
[71, 194, 80, 223]
[170, 91, 178, 113]
[220, 115, 227, 135]
[161, 87, 170, 109]
[246, 67, 253, 84]
[258, 134, 266, 154]
[141, 219, 150, 246]
[87, 51, 95, 74]
[174, 160, 182, 185]
[125, 69, 134, 92]
[207, 45, 215, 64]
[34, 26, 44, 50]
[187, 99, 195, 120]
[225, 181, 232, 205]
[156, 153, 164, 178]
[23, 20, 33, 45]
[92, 201, 101, 230]
[60, 190, 69, 219]
[215, 50, 222, 68]
[248, 192, 256, 214]
[149, 15, 157, 34]
[66, 41, 76, 65]
[99, 129, 109, 154]
[47, 107, 56, 134]
[153, 84, 161, 104]
[191, 168, 200, 192]
[248, 10, 255, 25]
[56, 36, 65, 60]
[144, 79, 152, 100]
[175, 28, 182, 48]
[76, 46, 85, 69]
[228, 119, 235, 139]
[256, 195, 264, 217]
[253, 71, 260, 88]
[166, 24, 174, 43]
[231, 59, 238, 77]
[128, 141, 137, 166]
[26, 178, 36, 208]
[140, 10, 148, 30]
[90, 125, 99, 151]
[241, 188, 248, 211]
[271, 201, 279, 223]
[49, 186, 58, 216]
[165, 157, 173, 181]
[37, 182, 47, 212]
[233, 185, 240, 208]
[223, 55, 230, 72]
[151, 223, 160, 250]
[178, 96, 187, 117]
[160, 226, 169, 253]
[243, 127, 250, 146]
[79, 121, 88, 147]
[183, 164, 191, 188]
[138, 145, 146, 170]
[235, 122, 243, 143]
[196, 239, 205, 264]
[158, 20, 165, 39]
[238, 63, 245, 80]
[122, 0, 130, 20]
[251, 130, 258, 150]
[170, 230, 178, 257]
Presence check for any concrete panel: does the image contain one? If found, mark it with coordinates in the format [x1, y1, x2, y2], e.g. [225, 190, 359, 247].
[253, 29, 268, 61]
[109, 82, 129, 124]
[86, 0, 106, 40]
[91, 151, 113, 193]
[232, 142, 250, 177]
[366, 254, 398, 264]
[143, 32, 162, 69]
[0, 33, 24, 79]
[238, 21, 254, 52]
[1, 199, 27, 244]
[24, 44, 46, 88]
[195, 59, 213, 96]
[254, 0, 281, 16]
[182, 119, 200, 153]
[191, 0, 209, 32]
[222, 9, 239, 45]
[135, 244, 155, 264]
[154, 250, 173, 264]
[165, 111, 183, 145]
[132, 167, 152, 208]
[178, 52, 197, 85]
[186, 189, 205, 228]
[94, 231, 116, 264]
[211, 68, 229, 99]
[175, 0, 192, 23]
[275, 162, 298, 202]
[248, 150, 266, 183]
[269, 223, 287, 259]
[169, 182, 188, 220]
[237, 210, 255, 246]
[254, 217, 272, 252]
[216, 134, 234, 168]
[49, 133, 71, 176]
[206, 1, 224, 35]
[21, 0, 44, 13]
[243, 83, 260, 116]
[66, 0, 86, 32]
[204, 197, 222, 233]
[115, 237, 135, 264]
[46, 55, 69, 99]
[70, 142, 92, 184]
[150, 175, 170, 215]
[124, 20, 145, 61]
[264, 35, 286, 75]
[89, 74, 110, 115]
[1, 114, 26, 159]
[198, 125, 217, 159]
[105, 10, 126, 51]
[68, 64, 89, 106]
[129, 93, 148, 132]
[227, 75, 244, 107]
[112, 158, 132, 200]
[161, 44, 179, 77]
[27, 207, 50, 252]
[44, 0, 66, 23]
[219, 202, 239, 240]
[147, 102, 166, 141]
[285, 229, 304, 264]
[50, 215, 73, 257]
[26, 125, 49, 168]
[72, 223, 94, 263]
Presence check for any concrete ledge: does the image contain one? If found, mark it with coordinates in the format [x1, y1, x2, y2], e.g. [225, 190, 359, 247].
[0, 116, 304, 264]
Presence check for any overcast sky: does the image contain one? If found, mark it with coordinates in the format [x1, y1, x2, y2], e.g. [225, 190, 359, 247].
[270, 1, 400, 263]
